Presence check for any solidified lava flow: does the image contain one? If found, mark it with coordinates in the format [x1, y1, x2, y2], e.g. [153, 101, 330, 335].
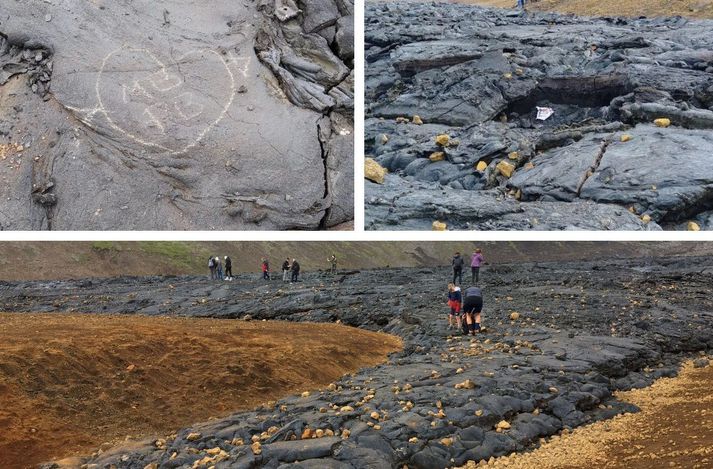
[1, 254, 711, 468]
[364, 2, 713, 231]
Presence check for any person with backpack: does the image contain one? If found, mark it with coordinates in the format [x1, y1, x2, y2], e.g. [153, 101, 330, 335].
[224, 256, 233, 280]
[215, 256, 223, 280]
[452, 252, 464, 285]
[291, 259, 300, 282]
[462, 286, 484, 335]
[208, 256, 216, 280]
[471, 248, 484, 284]
[282, 258, 290, 281]
[328, 254, 337, 274]
[261, 258, 270, 280]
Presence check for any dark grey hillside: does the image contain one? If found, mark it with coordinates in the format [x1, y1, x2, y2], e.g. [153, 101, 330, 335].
[3, 256, 711, 468]
[365, 2, 713, 230]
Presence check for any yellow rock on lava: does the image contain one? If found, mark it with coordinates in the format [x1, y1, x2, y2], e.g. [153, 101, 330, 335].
[435, 134, 450, 146]
[432, 221, 447, 231]
[654, 118, 671, 127]
[365, 158, 387, 184]
[429, 151, 445, 162]
[496, 160, 515, 178]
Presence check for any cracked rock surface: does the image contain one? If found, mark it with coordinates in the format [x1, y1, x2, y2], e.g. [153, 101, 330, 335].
[3, 255, 711, 468]
[365, 2, 713, 230]
[0, 0, 353, 230]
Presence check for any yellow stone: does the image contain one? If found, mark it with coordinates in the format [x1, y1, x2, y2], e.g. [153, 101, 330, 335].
[380, 134, 388, 144]
[412, 115, 423, 125]
[340, 405, 354, 412]
[409, 437, 419, 443]
[508, 151, 519, 160]
[365, 158, 387, 184]
[654, 118, 671, 127]
[341, 429, 351, 439]
[524, 162, 535, 170]
[503, 72, 513, 79]
[396, 116, 409, 123]
[206, 448, 222, 456]
[688, 221, 701, 231]
[476, 161, 488, 171]
[429, 151, 445, 162]
[496, 160, 515, 178]
[496, 420, 511, 431]
[620, 134, 632, 142]
[510, 312, 520, 321]
[432, 220, 447, 231]
[475, 409, 484, 416]
[455, 379, 476, 390]
[301, 391, 310, 397]
[641, 214, 652, 224]
[186, 432, 201, 441]
[251, 442, 262, 455]
[441, 437, 454, 446]
[370, 411, 380, 420]
[435, 134, 450, 146]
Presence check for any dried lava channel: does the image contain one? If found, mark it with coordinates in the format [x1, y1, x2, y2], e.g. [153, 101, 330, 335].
[2, 256, 712, 467]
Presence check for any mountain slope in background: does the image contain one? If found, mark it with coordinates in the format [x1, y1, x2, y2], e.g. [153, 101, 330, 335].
[464, 0, 713, 19]
[0, 241, 710, 281]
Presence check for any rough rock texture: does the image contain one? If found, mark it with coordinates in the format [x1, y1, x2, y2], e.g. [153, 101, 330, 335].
[0, 0, 353, 230]
[364, 2, 713, 230]
[3, 254, 711, 468]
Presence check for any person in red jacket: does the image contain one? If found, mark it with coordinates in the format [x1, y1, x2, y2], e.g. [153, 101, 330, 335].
[261, 257, 270, 280]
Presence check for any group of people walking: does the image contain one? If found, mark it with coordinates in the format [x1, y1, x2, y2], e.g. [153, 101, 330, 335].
[447, 248, 486, 335]
[208, 255, 233, 281]
[209, 254, 340, 282]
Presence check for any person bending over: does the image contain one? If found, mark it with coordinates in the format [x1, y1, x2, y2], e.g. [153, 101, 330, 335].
[462, 285, 484, 335]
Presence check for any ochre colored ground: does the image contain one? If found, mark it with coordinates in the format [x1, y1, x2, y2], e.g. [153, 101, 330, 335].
[0, 313, 402, 469]
[477, 360, 713, 468]
[459, 0, 713, 19]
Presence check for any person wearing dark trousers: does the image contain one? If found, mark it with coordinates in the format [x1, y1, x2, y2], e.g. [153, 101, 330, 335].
[291, 259, 300, 282]
[328, 254, 337, 274]
[282, 258, 290, 282]
[452, 252, 464, 285]
[224, 256, 233, 280]
[208, 256, 216, 280]
[462, 286, 484, 336]
[215, 256, 223, 280]
[470, 248, 484, 284]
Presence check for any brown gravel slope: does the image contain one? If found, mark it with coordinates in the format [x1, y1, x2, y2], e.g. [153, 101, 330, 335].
[474, 360, 713, 468]
[0, 313, 402, 469]
[461, 0, 713, 19]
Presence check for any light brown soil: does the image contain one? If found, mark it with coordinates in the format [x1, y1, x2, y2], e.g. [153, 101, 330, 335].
[459, 0, 713, 20]
[471, 360, 713, 468]
[0, 313, 402, 469]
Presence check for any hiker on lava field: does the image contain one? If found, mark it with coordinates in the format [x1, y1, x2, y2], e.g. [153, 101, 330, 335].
[282, 258, 291, 282]
[208, 256, 216, 280]
[224, 255, 233, 280]
[447, 283, 462, 330]
[462, 285, 484, 335]
[215, 256, 223, 281]
[452, 252, 464, 285]
[291, 258, 300, 282]
[471, 248, 484, 284]
[261, 258, 270, 280]
[329, 254, 338, 274]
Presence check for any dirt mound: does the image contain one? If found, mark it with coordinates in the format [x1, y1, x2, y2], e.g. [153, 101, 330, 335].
[481, 360, 713, 468]
[0, 313, 402, 469]
[462, 0, 713, 19]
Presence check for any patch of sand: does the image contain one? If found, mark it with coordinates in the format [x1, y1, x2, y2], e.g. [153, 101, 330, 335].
[460, 359, 713, 468]
[0, 313, 402, 469]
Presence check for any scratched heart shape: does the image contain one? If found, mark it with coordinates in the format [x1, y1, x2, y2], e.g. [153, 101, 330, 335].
[96, 47, 235, 154]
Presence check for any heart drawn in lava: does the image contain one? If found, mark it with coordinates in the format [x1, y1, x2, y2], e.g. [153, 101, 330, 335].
[96, 46, 237, 154]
